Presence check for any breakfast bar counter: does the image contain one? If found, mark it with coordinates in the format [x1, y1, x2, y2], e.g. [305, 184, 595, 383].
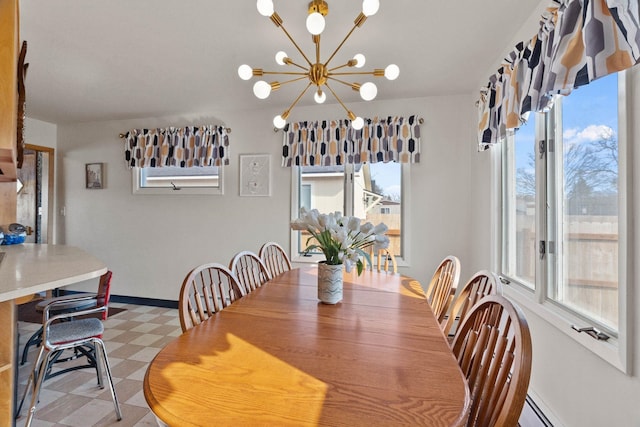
[0, 243, 107, 425]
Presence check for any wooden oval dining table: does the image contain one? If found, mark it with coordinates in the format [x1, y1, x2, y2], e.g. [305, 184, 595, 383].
[144, 265, 471, 426]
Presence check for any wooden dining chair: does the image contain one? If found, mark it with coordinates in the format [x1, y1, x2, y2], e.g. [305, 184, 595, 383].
[441, 270, 503, 339]
[18, 270, 121, 427]
[375, 248, 397, 273]
[229, 250, 272, 294]
[363, 247, 397, 273]
[258, 241, 292, 278]
[451, 295, 532, 427]
[179, 263, 246, 332]
[424, 255, 461, 322]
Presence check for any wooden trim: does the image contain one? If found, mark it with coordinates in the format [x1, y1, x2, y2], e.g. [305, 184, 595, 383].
[0, 0, 18, 184]
[0, 1, 19, 423]
[0, 301, 16, 426]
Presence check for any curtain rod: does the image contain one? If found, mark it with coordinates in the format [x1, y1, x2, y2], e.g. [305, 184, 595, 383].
[119, 126, 232, 139]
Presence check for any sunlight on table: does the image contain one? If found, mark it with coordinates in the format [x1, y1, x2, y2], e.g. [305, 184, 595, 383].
[160, 333, 328, 424]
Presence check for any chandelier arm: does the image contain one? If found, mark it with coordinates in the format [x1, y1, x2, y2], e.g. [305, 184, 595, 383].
[261, 71, 309, 76]
[323, 21, 361, 68]
[324, 82, 353, 117]
[283, 82, 314, 116]
[328, 62, 356, 72]
[277, 22, 313, 66]
[329, 71, 378, 76]
[287, 61, 310, 72]
[276, 76, 310, 86]
[327, 76, 357, 88]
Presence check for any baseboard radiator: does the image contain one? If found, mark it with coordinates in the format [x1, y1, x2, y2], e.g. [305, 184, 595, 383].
[519, 394, 555, 427]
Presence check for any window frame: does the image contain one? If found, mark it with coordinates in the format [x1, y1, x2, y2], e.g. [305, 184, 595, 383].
[495, 71, 631, 373]
[131, 166, 224, 195]
[290, 163, 411, 267]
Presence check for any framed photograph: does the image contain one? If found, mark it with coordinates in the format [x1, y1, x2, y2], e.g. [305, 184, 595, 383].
[86, 163, 104, 189]
[239, 154, 270, 197]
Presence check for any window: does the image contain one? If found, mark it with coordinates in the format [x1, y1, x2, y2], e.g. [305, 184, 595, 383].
[502, 117, 538, 289]
[291, 162, 408, 264]
[132, 166, 223, 195]
[500, 72, 628, 369]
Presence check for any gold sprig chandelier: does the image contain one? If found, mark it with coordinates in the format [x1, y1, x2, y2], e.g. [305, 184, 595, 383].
[238, 0, 399, 130]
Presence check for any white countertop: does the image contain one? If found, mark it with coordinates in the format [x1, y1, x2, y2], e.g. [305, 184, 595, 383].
[0, 244, 107, 302]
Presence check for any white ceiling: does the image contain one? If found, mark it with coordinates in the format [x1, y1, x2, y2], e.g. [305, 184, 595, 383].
[19, 0, 544, 125]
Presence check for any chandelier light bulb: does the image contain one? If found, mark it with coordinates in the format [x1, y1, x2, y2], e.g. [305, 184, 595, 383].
[352, 117, 364, 130]
[237, 64, 253, 80]
[306, 12, 325, 35]
[314, 89, 326, 104]
[275, 51, 288, 65]
[384, 64, 400, 80]
[353, 54, 366, 68]
[362, 0, 380, 17]
[359, 82, 377, 101]
[253, 80, 272, 99]
[273, 115, 287, 129]
[256, 0, 274, 17]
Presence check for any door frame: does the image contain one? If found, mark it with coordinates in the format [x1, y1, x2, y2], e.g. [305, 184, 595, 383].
[23, 143, 54, 243]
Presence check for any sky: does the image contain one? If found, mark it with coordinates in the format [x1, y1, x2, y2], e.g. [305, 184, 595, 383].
[369, 161, 401, 198]
[515, 72, 618, 170]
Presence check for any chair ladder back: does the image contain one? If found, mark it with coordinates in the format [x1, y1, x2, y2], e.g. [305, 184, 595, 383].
[259, 242, 292, 278]
[230, 251, 271, 295]
[195, 270, 212, 316]
[451, 295, 532, 427]
[187, 271, 213, 329]
[467, 323, 502, 425]
[486, 339, 516, 425]
[425, 256, 460, 322]
[180, 263, 245, 332]
[441, 270, 502, 338]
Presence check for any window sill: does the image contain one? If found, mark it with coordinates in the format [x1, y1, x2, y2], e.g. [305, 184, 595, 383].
[502, 280, 629, 374]
[132, 186, 224, 195]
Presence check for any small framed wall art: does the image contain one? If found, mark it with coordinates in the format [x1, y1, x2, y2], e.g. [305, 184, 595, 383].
[86, 163, 104, 189]
[239, 154, 270, 197]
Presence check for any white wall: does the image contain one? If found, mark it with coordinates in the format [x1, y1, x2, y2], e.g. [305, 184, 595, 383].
[25, 117, 56, 148]
[55, 95, 476, 300]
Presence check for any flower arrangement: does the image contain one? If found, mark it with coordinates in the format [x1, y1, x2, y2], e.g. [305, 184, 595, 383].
[291, 208, 390, 275]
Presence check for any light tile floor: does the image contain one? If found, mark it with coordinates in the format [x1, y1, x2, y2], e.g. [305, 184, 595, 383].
[15, 302, 182, 427]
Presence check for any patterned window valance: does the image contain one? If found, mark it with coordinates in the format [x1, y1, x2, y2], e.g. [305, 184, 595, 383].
[123, 125, 230, 168]
[281, 115, 422, 167]
[478, 0, 640, 149]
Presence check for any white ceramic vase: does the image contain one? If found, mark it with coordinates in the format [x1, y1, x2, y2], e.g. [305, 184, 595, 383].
[317, 262, 343, 304]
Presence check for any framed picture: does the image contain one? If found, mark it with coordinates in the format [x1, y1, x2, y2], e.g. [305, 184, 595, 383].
[239, 154, 270, 197]
[86, 163, 104, 189]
